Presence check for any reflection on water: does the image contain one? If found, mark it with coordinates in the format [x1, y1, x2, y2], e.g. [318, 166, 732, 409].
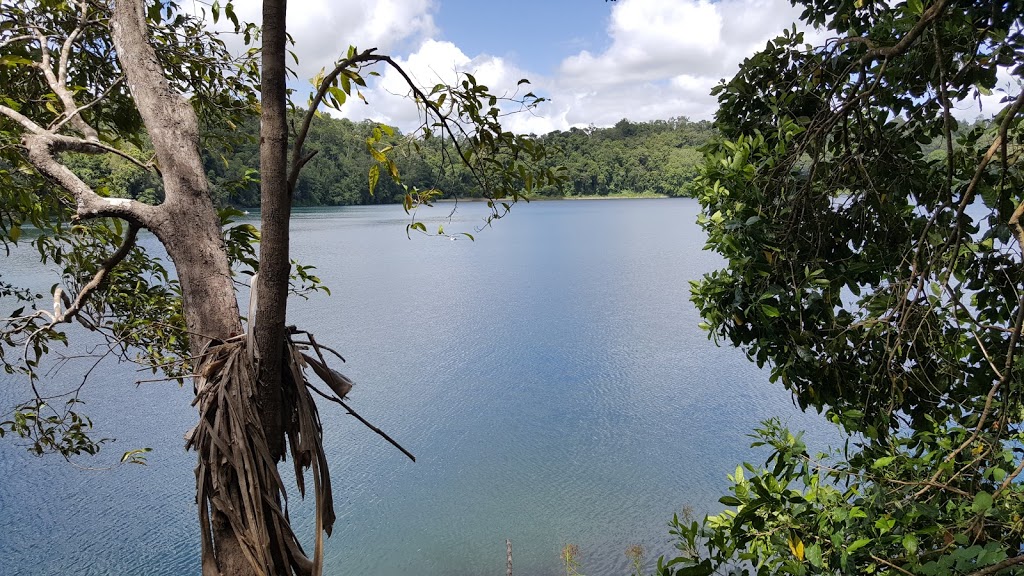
[0, 198, 840, 575]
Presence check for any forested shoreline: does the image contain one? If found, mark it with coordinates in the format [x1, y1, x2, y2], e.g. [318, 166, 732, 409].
[63, 114, 715, 208]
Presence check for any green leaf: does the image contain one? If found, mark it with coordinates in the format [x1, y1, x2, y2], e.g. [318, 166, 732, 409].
[806, 543, 822, 568]
[971, 491, 993, 514]
[871, 456, 895, 469]
[0, 55, 35, 67]
[902, 534, 919, 555]
[368, 164, 379, 196]
[224, 2, 237, 28]
[327, 86, 347, 107]
[847, 538, 871, 554]
[874, 516, 895, 533]
[121, 447, 152, 465]
[676, 560, 714, 576]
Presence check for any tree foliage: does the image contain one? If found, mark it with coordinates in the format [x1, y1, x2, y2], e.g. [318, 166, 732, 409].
[90, 115, 713, 208]
[672, 0, 1024, 574]
[0, 0, 255, 456]
[533, 118, 713, 198]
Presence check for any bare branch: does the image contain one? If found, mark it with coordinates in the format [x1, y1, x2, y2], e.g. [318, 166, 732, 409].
[968, 555, 1024, 576]
[0, 103, 47, 134]
[21, 132, 157, 225]
[56, 223, 140, 327]
[0, 34, 34, 51]
[870, 555, 915, 576]
[50, 76, 127, 135]
[57, 1, 91, 90]
[995, 456, 1024, 497]
[856, 0, 950, 63]
[304, 382, 416, 463]
[22, 223, 140, 365]
[31, 23, 99, 141]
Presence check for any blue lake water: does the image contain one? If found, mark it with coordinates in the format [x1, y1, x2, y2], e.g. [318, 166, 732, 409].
[0, 198, 840, 575]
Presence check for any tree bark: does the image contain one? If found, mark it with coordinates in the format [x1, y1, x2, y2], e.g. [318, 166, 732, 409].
[109, 0, 242, 350]
[255, 0, 291, 461]
[110, 2, 251, 574]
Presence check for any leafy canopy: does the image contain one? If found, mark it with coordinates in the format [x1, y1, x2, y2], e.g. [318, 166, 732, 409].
[670, 0, 1024, 574]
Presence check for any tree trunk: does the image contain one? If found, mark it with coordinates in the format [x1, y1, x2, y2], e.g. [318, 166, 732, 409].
[152, 198, 243, 349]
[110, 2, 257, 574]
[255, 0, 291, 461]
[154, 191, 253, 576]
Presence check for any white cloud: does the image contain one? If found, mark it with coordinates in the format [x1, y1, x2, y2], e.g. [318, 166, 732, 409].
[341, 0, 816, 134]
[192, 0, 1023, 142]
[199, 0, 823, 133]
[547, 0, 822, 129]
[561, 0, 724, 85]
[200, 0, 437, 83]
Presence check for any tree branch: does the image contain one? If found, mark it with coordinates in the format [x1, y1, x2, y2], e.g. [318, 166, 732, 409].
[21, 132, 156, 225]
[0, 34, 34, 51]
[23, 222, 140, 379]
[870, 555, 915, 576]
[857, 0, 950, 63]
[51, 223, 140, 327]
[50, 76, 126, 135]
[968, 555, 1024, 576]
[288, 47, 384, 193]
[109, 0, 207, 202]
[31, 20, 99, 141]
[289, 50, 485, 197]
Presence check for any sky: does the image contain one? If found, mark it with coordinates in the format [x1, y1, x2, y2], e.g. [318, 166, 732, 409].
[210, 0, 1016, 135]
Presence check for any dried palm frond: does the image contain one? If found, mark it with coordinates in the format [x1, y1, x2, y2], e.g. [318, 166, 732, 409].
[186, 273, 412, 575]
[186, 330, 395, 576]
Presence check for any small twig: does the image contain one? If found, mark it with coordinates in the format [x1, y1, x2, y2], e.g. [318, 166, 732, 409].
[288, 331, 346, 363]
[870, 555, 915, 576]
[136, 374, 197, 385]
[304, 382, 415, 462]
[994, 457, 1024, 497]
[50, 76, 126, 134]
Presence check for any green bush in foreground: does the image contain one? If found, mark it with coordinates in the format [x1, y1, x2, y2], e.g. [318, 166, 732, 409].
[676, 0, 1024, 574]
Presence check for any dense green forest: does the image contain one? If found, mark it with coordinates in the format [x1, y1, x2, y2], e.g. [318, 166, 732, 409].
[62, 114, 715, 208]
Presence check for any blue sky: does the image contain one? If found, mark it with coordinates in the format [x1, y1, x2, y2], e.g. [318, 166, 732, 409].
[215, 0, 1009, 134]
[430, 0, 614, 76]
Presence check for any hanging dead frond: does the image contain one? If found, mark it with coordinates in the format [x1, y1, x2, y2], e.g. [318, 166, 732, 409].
[185, 332, 413, 576]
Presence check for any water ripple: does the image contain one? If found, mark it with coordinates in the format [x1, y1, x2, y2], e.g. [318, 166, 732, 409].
[1, 199, 842, 575]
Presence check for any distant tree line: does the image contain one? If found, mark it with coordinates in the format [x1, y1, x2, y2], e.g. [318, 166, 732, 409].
[61, 113, 716, 208]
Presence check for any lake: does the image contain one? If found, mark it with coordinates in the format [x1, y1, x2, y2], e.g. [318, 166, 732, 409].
[0, 198, 840, 575]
